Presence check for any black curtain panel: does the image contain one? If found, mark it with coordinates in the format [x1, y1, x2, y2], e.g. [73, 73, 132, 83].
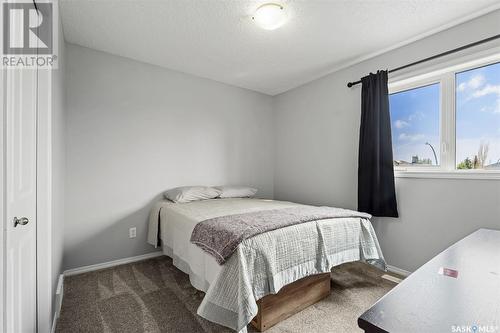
[358, 70, 399, 217]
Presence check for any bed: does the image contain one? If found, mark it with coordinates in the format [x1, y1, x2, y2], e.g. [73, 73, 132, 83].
[147, 197, 385, 332]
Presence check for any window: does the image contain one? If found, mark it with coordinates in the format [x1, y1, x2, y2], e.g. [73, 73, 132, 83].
[456, 62, 500, 170]
[388, 51, 500, 177]
[389, 83, 440, 167]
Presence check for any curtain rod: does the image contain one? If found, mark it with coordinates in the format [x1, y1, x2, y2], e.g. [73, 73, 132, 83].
[346, 34, 500, 88]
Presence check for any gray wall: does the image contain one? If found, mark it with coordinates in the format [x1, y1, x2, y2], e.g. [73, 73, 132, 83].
[273, 10, 500, 272]
[64, 11, 500, 273]
[64, 45, 274, 269]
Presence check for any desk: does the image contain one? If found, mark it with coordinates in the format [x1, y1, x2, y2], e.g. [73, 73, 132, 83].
[358, 229, 500, 333]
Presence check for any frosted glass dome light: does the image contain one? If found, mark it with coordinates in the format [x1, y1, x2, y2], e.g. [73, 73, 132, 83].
[252, 3, 287, 30]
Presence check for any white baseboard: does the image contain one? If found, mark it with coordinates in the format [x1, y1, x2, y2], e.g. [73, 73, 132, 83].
[56, 274, 64, 314]
[63, 251, 164, 277]
[386, 264, 411, 277]
[51, 274, 64, 333]
[63, 252, 410, 278]
[381, 274, 403, 284]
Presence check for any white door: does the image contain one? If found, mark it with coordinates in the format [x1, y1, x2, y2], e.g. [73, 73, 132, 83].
[4, 66, 38, 332]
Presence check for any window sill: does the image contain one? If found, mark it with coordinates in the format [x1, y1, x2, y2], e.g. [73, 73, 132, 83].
[394, 170, 500, 180]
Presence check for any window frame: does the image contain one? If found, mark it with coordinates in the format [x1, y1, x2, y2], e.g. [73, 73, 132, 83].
[388, 47, 500, 179]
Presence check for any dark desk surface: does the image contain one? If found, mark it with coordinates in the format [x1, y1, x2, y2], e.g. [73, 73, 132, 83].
[358, 229, 500, 333]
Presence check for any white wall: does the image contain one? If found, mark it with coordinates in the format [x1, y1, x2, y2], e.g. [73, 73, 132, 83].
[273, 10, 500, 272]
[27, 11, 67, 331]
[64, 45, 274, 270]
[51, 19, 66, 323]
[34, 13, 67, 332]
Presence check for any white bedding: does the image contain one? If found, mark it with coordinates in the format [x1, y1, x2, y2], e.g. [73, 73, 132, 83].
[147, 198, 385, 332]
[147, 198, 299, 290]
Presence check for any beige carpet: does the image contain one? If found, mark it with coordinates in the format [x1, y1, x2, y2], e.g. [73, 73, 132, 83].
[56, 256, 399, 333]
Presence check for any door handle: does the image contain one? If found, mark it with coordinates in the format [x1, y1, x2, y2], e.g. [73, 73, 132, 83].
[13, 216, 29, 227]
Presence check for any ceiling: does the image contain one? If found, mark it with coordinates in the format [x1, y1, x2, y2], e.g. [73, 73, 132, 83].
[59, 0, 500, 95]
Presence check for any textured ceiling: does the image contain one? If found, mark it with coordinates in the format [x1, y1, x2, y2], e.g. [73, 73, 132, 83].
[60, 0, 500, 95]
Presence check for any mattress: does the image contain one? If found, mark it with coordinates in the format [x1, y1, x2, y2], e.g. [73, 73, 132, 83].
[147, 198, 300, 291]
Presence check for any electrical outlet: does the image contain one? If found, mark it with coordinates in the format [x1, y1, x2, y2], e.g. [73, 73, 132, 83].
[129, 227, 137, 239]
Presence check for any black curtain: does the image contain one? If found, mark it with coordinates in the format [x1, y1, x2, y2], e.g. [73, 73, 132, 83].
[358, 70, 399, 217]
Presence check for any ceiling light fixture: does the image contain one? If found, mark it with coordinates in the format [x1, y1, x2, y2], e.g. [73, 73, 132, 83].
[252, 3, 287, 30]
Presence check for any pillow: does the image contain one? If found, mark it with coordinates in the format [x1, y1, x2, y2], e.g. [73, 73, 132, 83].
[164, 186, 221, 203]
[215, 186, 258, 198]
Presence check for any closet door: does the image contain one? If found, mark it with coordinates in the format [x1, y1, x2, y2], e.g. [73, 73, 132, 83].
[4, 67, 38, 333]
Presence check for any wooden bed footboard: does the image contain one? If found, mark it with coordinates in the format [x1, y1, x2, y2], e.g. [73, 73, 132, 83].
[250, 273, 331, 332]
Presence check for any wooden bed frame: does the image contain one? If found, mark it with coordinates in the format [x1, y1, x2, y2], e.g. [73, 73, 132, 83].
[250, 273, 331, 331]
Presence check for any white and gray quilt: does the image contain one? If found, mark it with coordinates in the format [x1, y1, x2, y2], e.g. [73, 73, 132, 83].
[190, 206, 372, 264]
[147, 198, 386, 333]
